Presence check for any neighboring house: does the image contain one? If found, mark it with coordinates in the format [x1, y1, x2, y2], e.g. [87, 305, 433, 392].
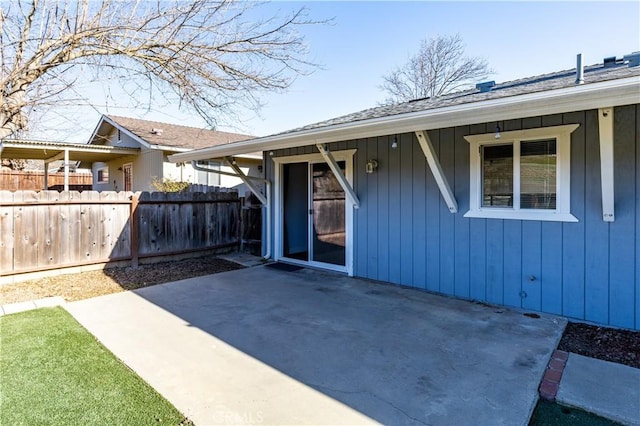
[87, 115, 261, 194]
[169, 54, 640, 331]
[0, 138, 139, 191]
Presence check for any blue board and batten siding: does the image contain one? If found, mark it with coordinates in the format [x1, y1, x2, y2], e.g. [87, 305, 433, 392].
[265, 105, 639, 330]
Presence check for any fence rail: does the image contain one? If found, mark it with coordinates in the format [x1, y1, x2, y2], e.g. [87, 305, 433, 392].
[0, 190, 242, 277]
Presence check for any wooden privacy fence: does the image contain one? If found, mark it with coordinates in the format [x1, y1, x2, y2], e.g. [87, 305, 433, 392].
[0, 170, 93, 191]
[240, 193, 262, 254]
[0, 190, 241, 276]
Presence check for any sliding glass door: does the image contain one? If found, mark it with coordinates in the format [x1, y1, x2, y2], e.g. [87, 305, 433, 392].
[311, 162, 346, 266]
[282, 161, 346, 267]
[283, 162, 309, 260]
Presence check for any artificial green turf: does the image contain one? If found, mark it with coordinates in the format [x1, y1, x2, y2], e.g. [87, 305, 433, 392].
[529, 399, 622, 426]
[0, 307, 190, 426]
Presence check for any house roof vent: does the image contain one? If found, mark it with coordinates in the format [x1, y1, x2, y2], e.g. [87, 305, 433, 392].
[575, 53, 584, 85]
[603, 56, 618, 67]
[476, 81, 496, 93]
[623, 51, 640, 67]
[151, 128, 164, 136]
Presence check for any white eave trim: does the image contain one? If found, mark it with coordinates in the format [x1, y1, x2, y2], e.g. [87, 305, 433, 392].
[95, 116, 155, 149]
[157, 145, 192, 153]
[0, 139, 139, 154]
[234, 153, 263, 160]
[168, 76, 640, 163]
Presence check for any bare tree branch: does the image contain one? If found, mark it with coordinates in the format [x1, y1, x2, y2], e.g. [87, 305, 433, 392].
[380, 34, 492, 104]
[1, 0, 323, 139]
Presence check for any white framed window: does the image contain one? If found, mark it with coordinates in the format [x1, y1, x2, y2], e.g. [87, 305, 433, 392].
[97, 166, 109, 183]
[464, 124, 579, 222]
[196, 160, 221, 186]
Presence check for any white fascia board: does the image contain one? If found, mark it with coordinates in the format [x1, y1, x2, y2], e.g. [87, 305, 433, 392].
[0, 141, 63, 151]
[86, 115, 107, 145]
[160, 147, 261, 156]
[168, 76, 640, 163]
[0, 140, 137, 154]
[235, 153, 263, 160]
[158, 146, 192, 153]
[101, 116, 154, 149]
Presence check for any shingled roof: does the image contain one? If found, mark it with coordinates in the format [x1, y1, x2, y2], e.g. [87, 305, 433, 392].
[168, 57, 640, 163]
[285, 61, 640, 135]
[105, 115, 253, 150]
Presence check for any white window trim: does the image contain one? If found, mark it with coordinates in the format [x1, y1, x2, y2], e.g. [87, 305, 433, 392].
[196, 160, 221, 186]
[464, 124, 579, 222]
[96, 166, 109, 183]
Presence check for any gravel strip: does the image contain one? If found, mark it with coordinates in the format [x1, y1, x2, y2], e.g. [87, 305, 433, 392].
[558, 322, 640, 369]
[0, 256, 244, 305]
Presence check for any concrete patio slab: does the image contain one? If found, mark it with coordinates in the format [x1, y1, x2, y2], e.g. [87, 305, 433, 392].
[218, 252, 266, 268]
[65, 266, 564, 425]
[557, 353, 640, 425]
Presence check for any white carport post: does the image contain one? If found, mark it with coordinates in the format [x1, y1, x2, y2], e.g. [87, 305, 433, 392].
[316, 144, 360, 209]
[598, 108, 615, 222]
[43, 150, 66, 190]
[415, 130, 458, 213]
[63, 149, 70, 191]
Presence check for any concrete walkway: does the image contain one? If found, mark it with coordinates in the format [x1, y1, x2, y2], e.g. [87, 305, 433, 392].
[557, 353, 640, 425]
[0, 296, 65, 316]
[65, 266, 564, 425]
[217, 252, 266, 268]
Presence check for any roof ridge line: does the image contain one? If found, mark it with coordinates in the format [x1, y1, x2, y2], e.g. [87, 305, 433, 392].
[106, 115, 253, 137]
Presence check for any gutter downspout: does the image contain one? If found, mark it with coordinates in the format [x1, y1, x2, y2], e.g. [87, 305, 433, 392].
[191, 161, 271, 260]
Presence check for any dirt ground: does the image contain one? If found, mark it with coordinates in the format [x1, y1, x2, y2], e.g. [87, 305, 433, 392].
[0, 255, 243, 304]
[2, 258, 638, 369]
[559, 321, 640, 369]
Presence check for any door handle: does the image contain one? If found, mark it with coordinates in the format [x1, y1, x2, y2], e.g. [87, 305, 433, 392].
[308, 209, 314, 215]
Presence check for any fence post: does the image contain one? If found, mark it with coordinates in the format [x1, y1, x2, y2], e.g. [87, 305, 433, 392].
[130, 193, 139, 268]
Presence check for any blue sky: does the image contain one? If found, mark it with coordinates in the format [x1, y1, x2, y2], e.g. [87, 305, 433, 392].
[31, 1, 640, 142]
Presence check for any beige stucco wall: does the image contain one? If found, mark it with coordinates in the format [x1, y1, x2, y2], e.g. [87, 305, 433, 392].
[92, 126, 162, 191]
[92, 150, 162, 192]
